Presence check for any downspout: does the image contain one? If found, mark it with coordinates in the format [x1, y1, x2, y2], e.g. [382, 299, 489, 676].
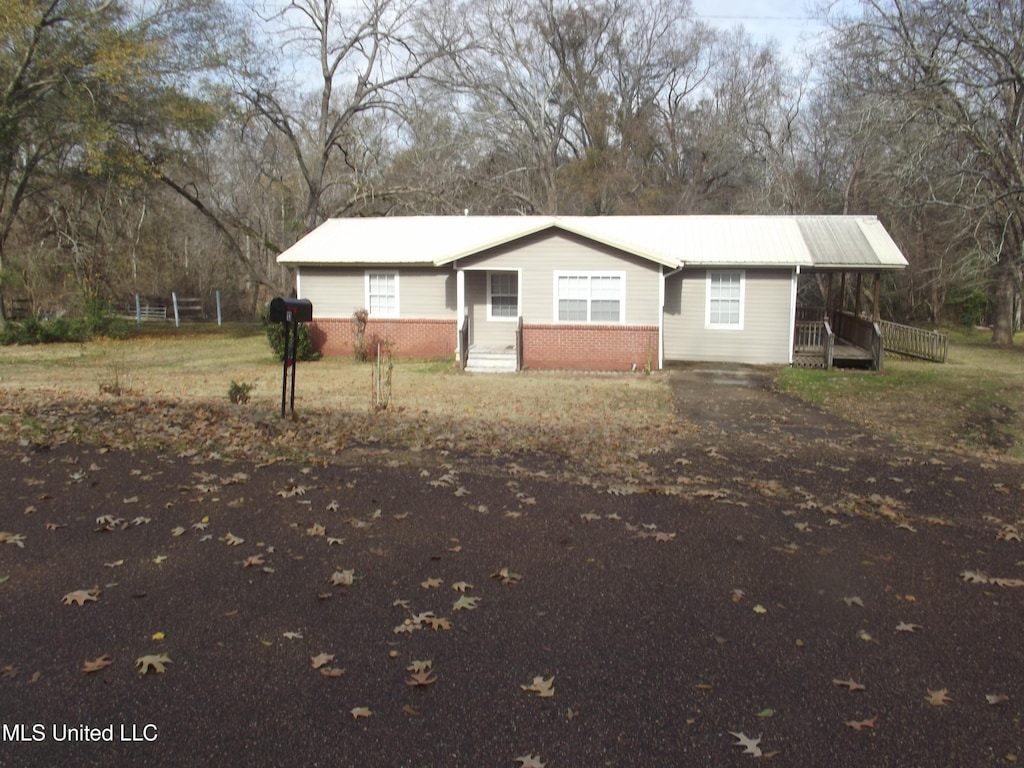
[661, 263, 684, 370]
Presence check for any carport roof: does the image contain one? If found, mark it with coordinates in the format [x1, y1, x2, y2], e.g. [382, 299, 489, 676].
[276, 215, 908, 270]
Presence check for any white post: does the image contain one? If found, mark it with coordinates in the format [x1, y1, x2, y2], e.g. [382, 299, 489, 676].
[172, 292, 180, 327]
[135, 293, 141, 327]
[455, 267, 465, 357]
[215, 290, 222, 326]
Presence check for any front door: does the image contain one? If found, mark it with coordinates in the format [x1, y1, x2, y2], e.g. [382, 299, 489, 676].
[468, 270, 519, 349]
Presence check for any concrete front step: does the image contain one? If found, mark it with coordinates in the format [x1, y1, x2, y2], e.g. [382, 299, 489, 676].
[465, 348, 518, 373]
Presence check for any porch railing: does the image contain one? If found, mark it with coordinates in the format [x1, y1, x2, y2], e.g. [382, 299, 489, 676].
[794, 319, 834, 369]
[878, 319, 949, 363]
[458, 311, 470, 369]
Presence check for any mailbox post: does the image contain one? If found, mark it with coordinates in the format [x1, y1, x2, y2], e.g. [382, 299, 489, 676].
[268, 297, 313, 418]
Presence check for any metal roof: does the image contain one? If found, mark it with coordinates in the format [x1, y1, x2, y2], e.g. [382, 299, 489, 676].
[276, 215, 908, 270]
[796, 217, 907, 269]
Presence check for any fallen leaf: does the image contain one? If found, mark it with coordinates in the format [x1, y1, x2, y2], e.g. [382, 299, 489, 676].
[310, 653, 335, 670]
[452, 595, 480, 611]
[405, 669, 437, 686]
[151, 631, 165, 641]
[1, 532, 26, 548]
[987, 694, 1009, 705]
[752, 604, 767, 614]
[81, 655, 113, 674]
[515, 755, 546, 768]
[845, 716, 877, 731]
[350, 707, 372, 719]
[925, 689, 952, 706]
[283, 631, 303, 640]
[833, 678, 866, 692]
[103, 560, 124, 568]
[62, 587, 100, 606]
[842, 596, 864, 608]
[895, 622, 922, 633]
[135, 653, 171, 674]
[329, 569, 354, 587]
[420, 577, 442, 589]
[223, 532, 244, 546]
[491, 566, 522, 585]
[452, 581, 473, 592]
[319, 667, 344, 678]
[728, 731, 762, 757]
[170, 526, 185, 537]
[521, 675, 554, 698]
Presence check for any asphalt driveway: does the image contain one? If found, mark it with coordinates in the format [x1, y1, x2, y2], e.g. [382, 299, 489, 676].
[1, 373, 1022, 767]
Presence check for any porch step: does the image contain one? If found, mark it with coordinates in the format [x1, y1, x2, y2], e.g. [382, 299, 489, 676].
[465, 347, 517, 373]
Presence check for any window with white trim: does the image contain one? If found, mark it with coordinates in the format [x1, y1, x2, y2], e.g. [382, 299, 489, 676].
[555, 272, 624, 323]
[488, 271, 518, 319]
[366, 270, 398, 317]
[706, 270, 744, 329]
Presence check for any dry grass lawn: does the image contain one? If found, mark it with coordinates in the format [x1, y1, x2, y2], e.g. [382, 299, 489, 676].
[0, 324, 679, 472]
[1, 323, 1020, 464]
[776, 328, 1024, 458]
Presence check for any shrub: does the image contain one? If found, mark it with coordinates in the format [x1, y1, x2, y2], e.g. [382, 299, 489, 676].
[228, 380, 255, 404]
[261, 308, 319, 362]
[0, 295, 127, 346]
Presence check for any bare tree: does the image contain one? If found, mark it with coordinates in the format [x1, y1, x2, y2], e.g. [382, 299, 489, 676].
[239, 0, 468, 232]
[821, 0, 1024, 342]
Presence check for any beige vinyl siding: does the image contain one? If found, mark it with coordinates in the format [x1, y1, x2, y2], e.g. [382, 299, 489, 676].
[663, 268, 794, 364]
[459, 230, 661, 325]
[298, 266, 455, 319]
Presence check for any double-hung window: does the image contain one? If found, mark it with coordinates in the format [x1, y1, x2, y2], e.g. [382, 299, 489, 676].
[488, 272, 518, 320]
[555, 272, 624, 323]
[706, 270, 744, 329]
[366, 270, 398, 317]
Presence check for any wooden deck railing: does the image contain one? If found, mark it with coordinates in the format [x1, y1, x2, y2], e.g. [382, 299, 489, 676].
[458, 312, 470, 369]
[793, 319, 834, 369]
[878, 320, 948, 363]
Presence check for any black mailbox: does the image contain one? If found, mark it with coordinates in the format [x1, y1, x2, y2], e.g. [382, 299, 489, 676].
[269, 296, 313, 419]
[269, 297, 313, 323]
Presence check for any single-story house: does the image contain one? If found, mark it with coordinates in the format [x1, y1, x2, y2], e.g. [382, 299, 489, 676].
[276, 215, 908, 371]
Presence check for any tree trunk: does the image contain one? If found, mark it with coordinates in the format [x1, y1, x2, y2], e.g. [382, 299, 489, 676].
[991, 252, 1017, 345]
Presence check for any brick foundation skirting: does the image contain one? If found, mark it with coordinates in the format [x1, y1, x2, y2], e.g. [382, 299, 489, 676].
[522, 324, 659, 371]
[310, 318, 658, 371]
[309, 318, 456, 359]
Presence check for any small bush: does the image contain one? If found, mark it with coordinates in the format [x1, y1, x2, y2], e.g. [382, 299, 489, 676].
[261, 309, 319, 362]
[228, 380, 255, 404]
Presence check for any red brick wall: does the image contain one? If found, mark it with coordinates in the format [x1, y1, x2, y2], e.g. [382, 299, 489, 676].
[522, 324, 659, 371]
[309, 318, 456, 359]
